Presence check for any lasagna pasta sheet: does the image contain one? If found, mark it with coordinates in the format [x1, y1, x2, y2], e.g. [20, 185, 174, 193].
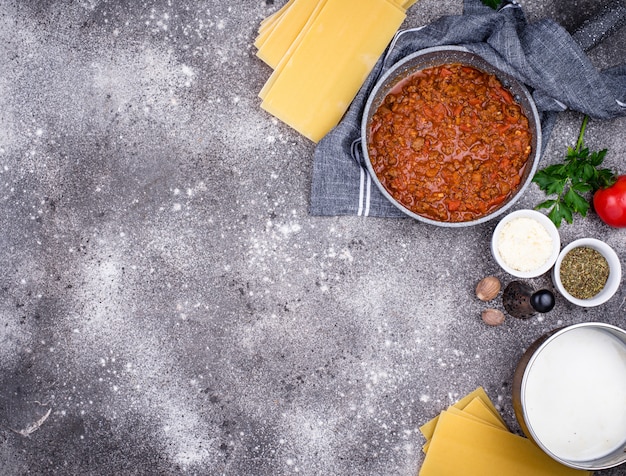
[255, 0, 409, 142]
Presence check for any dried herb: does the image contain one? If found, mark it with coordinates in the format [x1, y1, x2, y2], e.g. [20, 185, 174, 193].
[533, 116, 616, 228]
[559, 247, 609, 299]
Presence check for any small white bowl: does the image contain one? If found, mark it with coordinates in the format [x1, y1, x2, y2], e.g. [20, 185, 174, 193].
[491, 209, 561, 278]
[552, 238, 621, 307]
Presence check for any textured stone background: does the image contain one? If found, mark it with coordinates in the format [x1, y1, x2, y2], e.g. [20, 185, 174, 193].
[0, 1, 625, 475]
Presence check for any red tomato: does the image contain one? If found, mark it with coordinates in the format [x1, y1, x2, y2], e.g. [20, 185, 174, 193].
[593, 175, 626, 227]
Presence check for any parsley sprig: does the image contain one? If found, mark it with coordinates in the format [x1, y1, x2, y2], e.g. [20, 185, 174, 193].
[533, 116, 616, 228]
[480, 0, 502, 9]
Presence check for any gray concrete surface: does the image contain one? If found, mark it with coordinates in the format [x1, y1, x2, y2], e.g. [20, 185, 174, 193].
[0, 0, 625, 475]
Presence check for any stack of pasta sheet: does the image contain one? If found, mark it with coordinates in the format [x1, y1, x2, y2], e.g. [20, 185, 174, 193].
[254, 0, 417, 143]
[418, 387, 593, 476]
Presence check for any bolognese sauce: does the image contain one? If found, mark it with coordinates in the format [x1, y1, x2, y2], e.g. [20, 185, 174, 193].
[368, 63, 532, 222]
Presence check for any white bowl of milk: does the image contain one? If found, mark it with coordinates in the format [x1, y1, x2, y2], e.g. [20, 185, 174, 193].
[512, 322, 626, 470]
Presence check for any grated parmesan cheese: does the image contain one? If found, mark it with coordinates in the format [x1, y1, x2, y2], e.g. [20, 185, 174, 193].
[497, 217, 553, 272]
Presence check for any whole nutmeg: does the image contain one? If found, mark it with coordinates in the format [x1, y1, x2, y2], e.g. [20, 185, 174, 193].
[481, 308, 505, 326]
[476, 276, 501, 301]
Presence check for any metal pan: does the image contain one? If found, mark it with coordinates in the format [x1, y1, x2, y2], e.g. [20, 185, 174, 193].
[512, 322, 626, 471]
[360, 45, 542, 227]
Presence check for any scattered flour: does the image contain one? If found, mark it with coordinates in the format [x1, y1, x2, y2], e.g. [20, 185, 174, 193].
[0, 303, 33, 369]
[60, 240, 220, 469]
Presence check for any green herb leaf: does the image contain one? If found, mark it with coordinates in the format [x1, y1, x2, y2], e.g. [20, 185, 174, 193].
[564, 188, 590, 216]
[533, 166, 565, 190]
[588, 149, 607, 166]
[535, 199, 557, 210]
[581, 163, 596, 182]
[480, 0, 502, 9]
[571, 182, 594, 194]
[546, 202, 572, 227]
[595, 168, 617, 189]
[532, 115, 615, 227]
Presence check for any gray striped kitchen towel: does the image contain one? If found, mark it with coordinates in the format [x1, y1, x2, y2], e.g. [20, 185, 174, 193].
[310, 0, 626, 217]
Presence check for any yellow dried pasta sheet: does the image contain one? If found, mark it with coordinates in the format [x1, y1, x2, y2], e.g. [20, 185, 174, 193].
[258, 0, 295, 33]
[260, 0, 406, 142]
[258, 0, 328, 99]
[256, 0, 303, 51]
[422, 394, 509, 453]
[388, 0, 409, 12]
[419, 387, 505, 444]
[256, 14, 284, 48]
[419, 410, 593, 476]
[256, 0, 321, 68]
[463, 397, 508, 431]
[255, 20, 280, 50]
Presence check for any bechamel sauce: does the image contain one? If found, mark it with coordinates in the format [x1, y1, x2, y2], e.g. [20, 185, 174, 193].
[523, 327, 626, 462]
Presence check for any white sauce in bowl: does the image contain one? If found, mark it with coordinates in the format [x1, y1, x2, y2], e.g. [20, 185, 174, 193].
[523, 327, 626, 462]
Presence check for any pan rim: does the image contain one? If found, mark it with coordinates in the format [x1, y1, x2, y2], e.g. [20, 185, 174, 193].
[360, 45, 542, 227]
